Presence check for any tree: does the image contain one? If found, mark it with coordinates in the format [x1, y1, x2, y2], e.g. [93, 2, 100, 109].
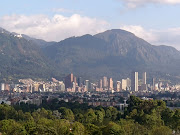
[35, 124, 58, 135]
[72, 122, 85, 135]
[53, 119, 70, 135]
[96, 107, 105, 117]
[24, 120, 37, 135]
[24, 112, 34, 121]
[105, 109, 112, 119]
[172, 109, 180, 133]
[105, 107, 118, 121]
[141, 112, 163, 129]
[75, 113, 84, 123]
[17, 110, 25, 121]
[150, 126, 172, 135]
[127, 96, 142, 113]
[0, 104, 18, 120]
[85, 124, 102, 135]
[103, 122, 125, 135]
[95, 110, 104, 125]
[84, 109, 97, 124]
[59, 107, 74, 121]
[52, 110, 62, 119]
[109, 107, 118, 121]
[37, 118, 54, 127]
[0, 119, 27, 135]
[32, 111, 41, 122]
[161, 108, 174, 128]
[118, 119, 149, 135]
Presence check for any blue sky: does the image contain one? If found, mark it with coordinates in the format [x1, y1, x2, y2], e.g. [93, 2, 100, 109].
[1, 0, 180, 49]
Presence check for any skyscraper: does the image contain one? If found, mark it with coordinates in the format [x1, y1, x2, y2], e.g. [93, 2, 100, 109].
[90, 83, 94, 91]
[131, 72, 138, 91]
[102, 76, 108, 88]
[109, 78, 113, 90]
[77, 77, 82, 87]
[73, 76, 77, 86]
[121, 79, 127, 90]
[1, 83, 5, 91]
[126, 78, 131, 88]
[152, 78, 155, 90]
[158, 82, 162, 90]
[65, 73, 74, 88]
[59, 82, 65, 92]
[85, 80, 89, 91]
[99, 79, 102, 88]
[116, 81, 121, 92]
[142, 72, 146, 84]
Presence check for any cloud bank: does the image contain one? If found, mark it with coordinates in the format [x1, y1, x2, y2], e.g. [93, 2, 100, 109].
[121, 0, 180, 8]
[120, 25, 180, 50]
[0, 14, 109, 41]
[0, 14, 180, 50]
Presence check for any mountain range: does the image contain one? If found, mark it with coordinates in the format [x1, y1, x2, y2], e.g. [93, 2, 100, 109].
[0, 27, 180, 83]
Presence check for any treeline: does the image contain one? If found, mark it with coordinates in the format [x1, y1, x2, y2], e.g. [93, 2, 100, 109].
[0, 96, 179, 135]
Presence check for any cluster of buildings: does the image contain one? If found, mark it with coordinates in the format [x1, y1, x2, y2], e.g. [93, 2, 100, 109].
[1, 78, 65, 93]
[0, 72, 179, 93]
[64, 72, 179, 93]
[0, 71, 179, 108]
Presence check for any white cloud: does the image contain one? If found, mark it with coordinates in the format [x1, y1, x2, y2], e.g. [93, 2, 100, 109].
[120, 0, 180, 8]
[0, 14, 110, 41]
[1, 14, 180, 50]
[120, 25, 180, 50]
[120, 25, 157, 42]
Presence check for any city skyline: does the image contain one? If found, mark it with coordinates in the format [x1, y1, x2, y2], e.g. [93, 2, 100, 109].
[0, 1, 179, 134]
[0, 71, 178, 93]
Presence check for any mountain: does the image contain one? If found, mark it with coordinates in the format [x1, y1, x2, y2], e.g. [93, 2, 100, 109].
[43, 29, 180, 82]
[0, 30, 57, 81]
[21, 34, 55, 48]
[0, 27, 55, 48]
[0, 27, 179, 82]
[95, 29, 180, 63]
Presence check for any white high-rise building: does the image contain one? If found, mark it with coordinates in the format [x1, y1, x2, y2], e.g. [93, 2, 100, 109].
[85, 80, 89, 91]
[109, 78, 113, 90]
[116, 81, 121, 92]
[131, 72, 138, 91]
[1, 83, 5, 91]
[121, 79, 127, 90]
[142, 72, 146, 84]
[152, 78, 155, 90]
[59, 81, 65, 92]
[126, 78, 131, 87]
[102, 76, 108, 88]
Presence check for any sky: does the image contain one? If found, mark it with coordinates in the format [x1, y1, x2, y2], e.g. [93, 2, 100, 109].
[1, 0, 180, 50]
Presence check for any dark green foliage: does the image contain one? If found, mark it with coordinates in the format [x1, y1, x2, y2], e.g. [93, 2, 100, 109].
[72, 122, 85, 135]
[85, 124, 102, 135]
[59, 107, 74, 121]
[0, 104, 18, 120]
[0, 97, 179, 134]
[102, 121, 125, 135]
[118, 119, 149, 135]
[84, 109, 97, 124]
[150, 126, 172, 135]
[0, 119, 27, 135]
[95, 110, 104, 125]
